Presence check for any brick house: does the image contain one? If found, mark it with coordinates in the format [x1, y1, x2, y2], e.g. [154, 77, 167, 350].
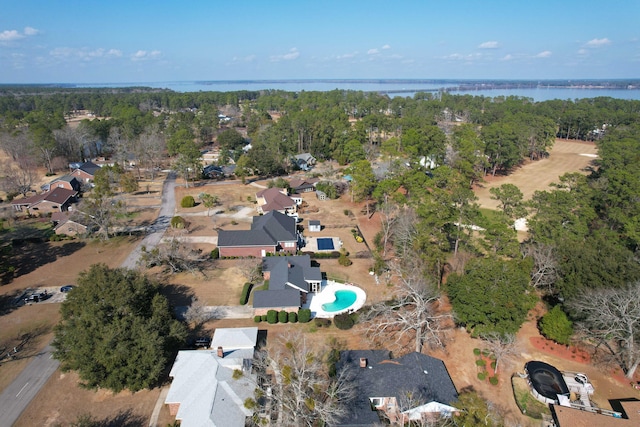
[41, 175, 81, 192]
[217, 210, 299, 258]
[253, 255, 322, 316]
[70, 161, 101, 183]
[11, 188, 78, 214]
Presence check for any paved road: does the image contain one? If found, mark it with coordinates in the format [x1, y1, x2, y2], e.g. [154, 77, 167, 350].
[0, 344, 60, 425]
[0, 173, 176, 426]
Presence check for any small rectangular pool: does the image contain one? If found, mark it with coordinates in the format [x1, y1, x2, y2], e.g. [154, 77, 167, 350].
[316, 238, 335, 251]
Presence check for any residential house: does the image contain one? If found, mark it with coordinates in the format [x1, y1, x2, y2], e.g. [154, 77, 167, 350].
[255, 187, 298, 215]
[253, 255, 322, 315]
[70, 161, 101, 183]
[165, 327, 258, 427]
[217, 210, 299, 258]
[293, 153, 316, 171]
[11, 188, 78, 214]
[334, 350, 458, 426]
[41, 175, 81, 192]
[51, 211, 88, 236]
[289, 177, 318, 194]
[551, 400, 640, 426]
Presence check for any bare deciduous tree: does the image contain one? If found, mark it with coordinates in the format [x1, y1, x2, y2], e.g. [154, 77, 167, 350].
[364, 260, 452, 353]
[253, 332, 356, 427]
[135, 127, 166, 180]
[568, 282, 640, 379]
[522, 243, 558, 294]
[74, 196, 125, 240]
[0, 157, 38, 197]
[377, 202, 398, 256]
[479, 332, 521, 374]
[183, 297, 219, 327]
[393, 207, 419, 259]
[236, 257, 262, 284]
[139, 237, 207, 276]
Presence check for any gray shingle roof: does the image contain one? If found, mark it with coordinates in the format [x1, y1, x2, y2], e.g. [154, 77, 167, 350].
[253, 289, 300, 308]
[78, 161, 101, 175]
[334, 350, 458, 426]
[217, 211, 296, 248]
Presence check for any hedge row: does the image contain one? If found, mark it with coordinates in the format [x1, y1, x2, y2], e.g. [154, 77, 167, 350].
[253, 308, 312, 324]
[240, 283, 253, 305]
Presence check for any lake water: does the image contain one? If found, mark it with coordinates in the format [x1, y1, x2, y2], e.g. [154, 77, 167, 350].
[73, 80, 640, 102]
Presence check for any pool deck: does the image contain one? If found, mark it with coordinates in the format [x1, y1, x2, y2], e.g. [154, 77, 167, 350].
[303, 236, 343, 252]
[306, 281, 366, 318]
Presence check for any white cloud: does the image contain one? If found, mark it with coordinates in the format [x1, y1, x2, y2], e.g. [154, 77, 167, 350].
[23, 27, 39, 36]
[49, 47, 125, 62]
[535, 50, 552, 58]
[0, 26, 40, 42]
[367, 48, 379, 55]
[478, 41, 499, 49]
[131, 50, 162, 61]
[0, 30, 23, 42]
[337, 52, 358, 60]
[270, 48, 300, 62]
[232, 54, 256, 62]
[442, 53, 482, 61]
[501, 54, 514, 61]
[382, 44, 391, 50]
[577, 48, 589, 56]
[585, 38, 611, 48]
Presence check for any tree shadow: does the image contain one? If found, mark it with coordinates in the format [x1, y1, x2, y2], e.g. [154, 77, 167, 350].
[0, 288, 24, 317]
[1, 240, 86, 284]
[160, 283, 196, 310]
[72, 409, 146, 427]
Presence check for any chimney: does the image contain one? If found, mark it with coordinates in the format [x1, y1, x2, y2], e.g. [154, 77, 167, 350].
[217, 346, 224, 358]
[360, 357, 367, 368]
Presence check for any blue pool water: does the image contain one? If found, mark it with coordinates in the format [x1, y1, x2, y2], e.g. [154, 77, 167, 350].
[317, 238, 335, 250]
[321, 290, 357, 312]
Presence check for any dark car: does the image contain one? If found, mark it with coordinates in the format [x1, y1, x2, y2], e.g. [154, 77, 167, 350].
[60, 285, 75, 292]
[24, 291, 49, 303]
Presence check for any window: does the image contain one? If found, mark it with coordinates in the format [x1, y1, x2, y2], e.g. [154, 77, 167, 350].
[284, 242, 295, 248]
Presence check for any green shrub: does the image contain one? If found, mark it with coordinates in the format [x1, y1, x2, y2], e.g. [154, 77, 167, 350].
[181, 195, 196, 208]
[278, 310, 289, 323]
[473, 348, 481, 356]
[261, 315, 268, 321]
[477, 372, 487, 381]
[267, 310, 278, 324]
[288, 312, 298, 323]
[475, 359, 486, 367]
[540, 305, 574, 345]
[210, 248, 219, 258]
[491, 361, 497, 370]
[314, 318, 331, 328]
[481, 349, 491, 357]
[254, 315, 262, 323]
[489, 376, 499, 385]
[240, 282, 253, 305]
[298, 308, 312, 323]
[171, 216, 186, 228]
[334, 313, 355, 330]
[338, 253, 352, 267]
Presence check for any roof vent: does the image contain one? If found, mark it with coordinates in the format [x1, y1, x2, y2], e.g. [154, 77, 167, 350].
[217, 346, 224, 358]
[360, 357, 367, 368]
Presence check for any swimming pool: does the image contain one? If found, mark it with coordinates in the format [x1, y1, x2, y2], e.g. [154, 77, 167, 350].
[322, 290, 357, 312]
[316, 237, 335, 250]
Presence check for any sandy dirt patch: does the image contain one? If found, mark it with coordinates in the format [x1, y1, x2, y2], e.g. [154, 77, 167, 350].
[475, 139, 598, 210]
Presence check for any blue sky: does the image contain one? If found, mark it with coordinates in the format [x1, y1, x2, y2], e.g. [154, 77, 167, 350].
[1, 0, 638, 83]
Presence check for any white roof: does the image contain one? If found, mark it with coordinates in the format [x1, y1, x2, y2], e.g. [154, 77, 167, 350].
[211, 327, 258, 350]
[166, 327, 259, 427]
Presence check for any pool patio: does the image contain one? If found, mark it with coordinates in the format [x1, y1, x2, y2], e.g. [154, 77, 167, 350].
[304, 236, 343, 252]
[306, 281, 366, 318]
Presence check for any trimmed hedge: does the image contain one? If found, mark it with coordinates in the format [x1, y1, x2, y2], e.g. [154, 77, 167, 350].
[181, 195, 196, 208]
[278, 310, 289, 323]
[288, 312, 298, 323]
[298, 308, 312, 323]
[240, 282, 253, 305]
[254, 315, 262, 323]
[334, 313, 355, 330]
[489, 376, 499, 385]
[267, 310, 278, 324]
[210, 248, 219, 259]
[314, 318, 331, 328]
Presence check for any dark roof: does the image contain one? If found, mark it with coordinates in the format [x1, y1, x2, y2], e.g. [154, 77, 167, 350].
[77, 161, 101, 176]
[217, 211, 296, 248]
[334, 350, 458, 426]
[253, 289, 300, 308]
[262, 256, 321, 294]
[11, 187, 77, 207]
[256, 188, 296, 212]
[309, 220, 320, 226]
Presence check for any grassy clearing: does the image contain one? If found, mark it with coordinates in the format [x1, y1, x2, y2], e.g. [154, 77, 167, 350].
[512, 376, 551, 420]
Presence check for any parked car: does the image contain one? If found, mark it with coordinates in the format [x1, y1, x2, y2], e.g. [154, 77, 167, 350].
[24, 291, 49, 303]
[60, 285, 75, 292]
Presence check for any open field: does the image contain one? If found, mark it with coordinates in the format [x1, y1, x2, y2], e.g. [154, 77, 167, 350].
[475, 138, 598, 210]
